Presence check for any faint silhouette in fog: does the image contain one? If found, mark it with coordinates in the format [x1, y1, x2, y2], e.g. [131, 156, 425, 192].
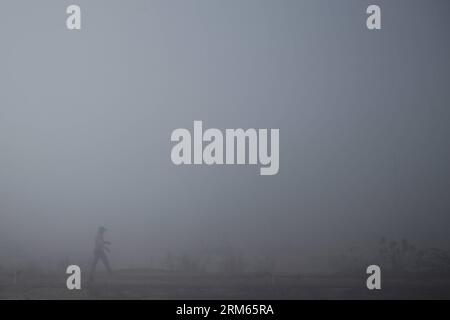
[89, 226, 112, 282]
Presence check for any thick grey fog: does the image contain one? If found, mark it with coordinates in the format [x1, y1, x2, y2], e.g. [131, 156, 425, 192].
[0, 0, 450, 276]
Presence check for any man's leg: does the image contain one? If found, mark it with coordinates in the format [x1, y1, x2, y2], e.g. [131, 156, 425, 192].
[89, 254, 100, 282]
[99, 251, 112, 274]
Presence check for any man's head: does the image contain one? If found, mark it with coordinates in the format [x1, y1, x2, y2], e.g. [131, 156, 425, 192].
[98, 226, 107, 234]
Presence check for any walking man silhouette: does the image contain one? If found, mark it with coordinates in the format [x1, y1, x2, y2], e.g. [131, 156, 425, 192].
[89, 226, 112, 282]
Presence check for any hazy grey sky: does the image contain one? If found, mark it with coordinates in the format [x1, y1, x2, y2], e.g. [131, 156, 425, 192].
[0, 0, 449, 271]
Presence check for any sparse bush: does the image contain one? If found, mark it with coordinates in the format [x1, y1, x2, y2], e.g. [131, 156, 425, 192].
[220, 253, 244, 275]
[253, 256, 276, 274]
[378, 237, 450, 275]
[165, 253, 175, 271]
[178, 254, 204, 273]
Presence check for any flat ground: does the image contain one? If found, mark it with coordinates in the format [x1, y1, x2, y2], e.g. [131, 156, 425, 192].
[1, 269, 449, 299]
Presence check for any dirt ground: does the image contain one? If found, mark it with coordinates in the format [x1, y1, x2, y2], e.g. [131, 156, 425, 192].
[1, 269, 449, 299]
